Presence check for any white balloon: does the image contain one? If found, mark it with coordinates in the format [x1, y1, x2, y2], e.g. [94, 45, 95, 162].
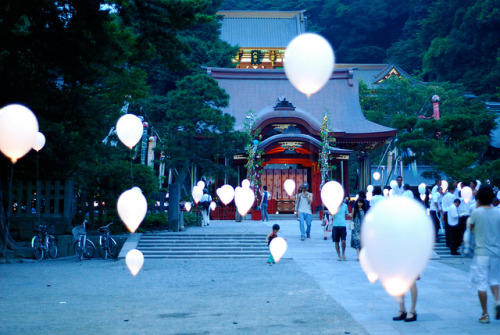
[241, 179, 251, 188]
[359, 249, 378, 283]
[234, 186, 255, 216]
[210, 201, 216, 211]
[475, 180, 481, 190]
[192, 186, 203, 204]
[420, 194, 426, 201]
[497, 190, 500, 200]
[461, 186, 473, 204]
[184, 202, 192, 212]
[441, 180, 448, 193]
[366, 191, 373, 201]
[284, 179, 296, 196]
[367, 185, 374, 193]
[125, 249, 144, 276]
[383, 189, 389, 197]
[457, 182, 463, 191]
[361, 197, 434, 296]
[269, 237, 287, 263]
[390, 180, 397, 189]
[418, 183, 426, 195]
[116, 114, 143, 149]
[217, 184, 235, 205]
[117, 187, 147, 233]
[284, 33, 335, 96]
[373, 172, 381, 181]
[320, 181, 344, 215]
[0, 104, 39, 163]
[197, 180, 205, 190]
[32, 132, 46, 152]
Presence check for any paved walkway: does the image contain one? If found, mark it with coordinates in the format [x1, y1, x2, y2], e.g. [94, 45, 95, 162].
[1, 218, 499, 334]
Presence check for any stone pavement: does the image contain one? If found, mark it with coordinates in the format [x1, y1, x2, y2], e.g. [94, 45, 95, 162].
[1, 218, 499, 334]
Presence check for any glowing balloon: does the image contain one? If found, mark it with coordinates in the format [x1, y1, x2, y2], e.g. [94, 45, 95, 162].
[359, 249, 378, 283]
[117, 187, 147, 233]
[284, 179, 296, 196]
[373, 172, 381, 181]
[383, 189, 389, 197]
[192, 186, 203, 204]
[390, 180, 397, 189]
[457, 182, 463, 191]
[389, 189, 393, 197]
[125, 249, 144, 276]
[269, 237, 287, 263]
[361, 197, 434, 296]
[366, 191, 373, 201]
[420, 194, 426, 201]
[284, 33, 335, 96]
[32, 132, 46, 152]
[441, 180, 448, 193]
[197, 180, 205, 190]
[210, 201, 216, 211]
[217, 184, 235, 205]
[184, 202, 192, 212]
[234, 186, 255, 216]
[320, 181, 344, 215]
[116, 114, 143, 149]
[241, 179, 251, 188]
[418, 183, 426, 195]
[0, 104, 39, 163]
[461, 186, 473, 204]
[475, 180, 481, 190]
[367, 185, 374, 193]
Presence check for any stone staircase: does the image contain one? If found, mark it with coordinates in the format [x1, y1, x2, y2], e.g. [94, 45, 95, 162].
[136, 232, 270, 259]
[433, 232, 465, 259]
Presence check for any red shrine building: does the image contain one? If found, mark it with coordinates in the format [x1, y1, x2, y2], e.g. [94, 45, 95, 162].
[210, 11, 397, 214]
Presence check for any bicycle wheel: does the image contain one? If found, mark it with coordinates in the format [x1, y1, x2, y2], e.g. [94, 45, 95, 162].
[48, 236, 58, 259]
[99, 236, 108, 260]
[74, 241, 84, 261]
[83, 239, 96, 260]
[108, 237, 119, 259]
[32, 236, 44, 260]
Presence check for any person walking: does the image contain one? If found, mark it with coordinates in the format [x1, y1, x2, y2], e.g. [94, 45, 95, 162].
[447, 198, 462, 255]
[351, 198, 366, 260]
[260, 186, 270, 222]
[393, 281, 418, 322]
[469, 185, 500, 323]
[430, 186, 443, 243]
[393, 176, 405, 196]
[331, 201, 351, 261]
[200, 189, 212, 226]
[295, 183, 313, 241]
[442, 185, 457, 247]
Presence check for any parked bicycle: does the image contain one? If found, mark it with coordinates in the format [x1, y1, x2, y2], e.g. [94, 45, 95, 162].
[31, 224, 58, 260]
[98, 222, 119, 259]
[72, 219, 95, 261]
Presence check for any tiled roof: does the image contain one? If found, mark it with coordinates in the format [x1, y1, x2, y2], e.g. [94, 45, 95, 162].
[335, 63, 411, 88]
[217, 11, 306, 48]
[207, 67, 396, 139]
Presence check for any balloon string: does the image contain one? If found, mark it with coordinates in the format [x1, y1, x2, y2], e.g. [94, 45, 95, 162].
[130, 152, 134, 185]
[36, 151, 40, 225]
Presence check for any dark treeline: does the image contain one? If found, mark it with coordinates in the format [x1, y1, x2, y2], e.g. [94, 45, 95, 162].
[221, 0, 500, 98]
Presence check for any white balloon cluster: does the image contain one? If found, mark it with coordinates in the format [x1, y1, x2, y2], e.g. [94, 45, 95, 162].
[360, 197, 434, 296]
[320, 181, 344, 215]
[0, 104, 39, 163]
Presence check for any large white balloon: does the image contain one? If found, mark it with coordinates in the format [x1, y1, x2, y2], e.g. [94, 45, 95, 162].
[441, 180, 448, 193]
[390, 180, 397, 189]
[32, 132, 46, 152]
[125, 249, 144, 276]
[284, 179, 296, 196]
[217, 184, 235, 205]
[320, 181, 344, 215]
[461, 186, 473, 204]
[184, 202, 192, 212]
[373, 172, 381, 181]
[284, 33, 335, 96]
[0, 104, 39, 163]
[359, 249, 378, 283]
[418, 183, 426, 195]
[234, 186, 255, 216]
[116, 114, 143, 149]
[269, 237, 287, 263]
[361, 197, 434, 296]
[241, 179, 251, 188]
[210, 201, 217, 211]
[117, 187, 147, 233]
[192, 186, 203, 204]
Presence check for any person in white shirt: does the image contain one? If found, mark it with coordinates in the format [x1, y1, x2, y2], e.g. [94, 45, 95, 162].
[402, 184, 414, 199]
[200, 189, 212, 226]
[442, 186, 457, 247]
[370, 186, 384, 208]
[447, 198, 462, 255]
[393, 176, 405, 196]
[430, 186, 443, 242]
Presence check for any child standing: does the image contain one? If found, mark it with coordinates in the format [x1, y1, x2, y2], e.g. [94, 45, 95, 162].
[266, 224, 280, 264]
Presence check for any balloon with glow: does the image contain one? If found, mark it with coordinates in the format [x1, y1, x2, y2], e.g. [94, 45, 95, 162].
[361, 197, 434, 296]
[390, 180, 397, 189]
[125, 249, 144, 276]
[418, 183, 426, 195]
[210, 201, 216, 211]
[234, 186, 255, 216]
[197, 180, 205, 190]
[284, 33, 335, 96]
[461, 187, 473, 204]
[284, 179, 296, 196]
[359, 249, 378, 283]
[192, 186, 203, 204]
[32, 132, 46, 152]
[269, 237, 287, 263]
[457, 182, 463, 191]
[441, 180, 448, 193]
[0, 104, 39, 163]
[184, 202, 192, 212]
[241, 179, 251, 188]
[116, 114, 143, 149]
[217, 184, 235, 205]
[366, 191, 373, 201]
[320, 181, 344, 215]
[367, 185, 374, 193]
[117, 187, 147, 233]
[383, 189, 389, 197]
[373, 172, 381, 181]
[420, 194, 426, 201]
